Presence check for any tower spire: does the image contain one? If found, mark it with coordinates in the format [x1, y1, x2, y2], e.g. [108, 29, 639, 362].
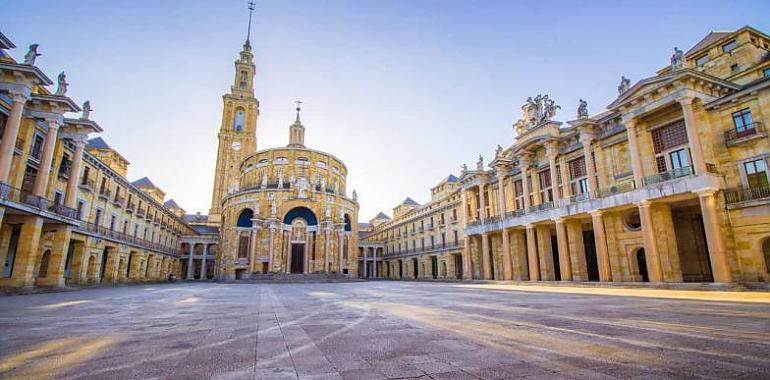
[245, 1, 255, 48]
[295, 99, 302, 123]
[288, 100, 306, 148]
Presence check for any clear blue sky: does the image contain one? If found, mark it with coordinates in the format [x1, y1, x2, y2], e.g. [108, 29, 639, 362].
[5, 0, 769, 221]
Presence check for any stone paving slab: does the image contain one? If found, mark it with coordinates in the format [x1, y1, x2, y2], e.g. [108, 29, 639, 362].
[0, 282, 769, 379]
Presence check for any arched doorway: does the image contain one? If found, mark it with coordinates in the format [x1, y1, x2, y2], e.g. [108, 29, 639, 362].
[636, 248, 649, 282]
[283, 207, 318, 274]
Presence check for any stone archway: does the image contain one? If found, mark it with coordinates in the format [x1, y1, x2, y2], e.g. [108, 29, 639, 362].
[38, 250, 51, 278]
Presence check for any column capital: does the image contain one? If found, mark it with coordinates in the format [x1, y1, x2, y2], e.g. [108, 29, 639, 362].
[9, 90, 30, 104]
[525, 223, 535, 229]
[545, 141, 560, 159]
[637, 200, 652, 208]
[45, 117, 62, 130]
[678, 96, 695, 106]
[696, 188, 719, 198]
[590, 210, 603, 217]
[552, 217, 565, 224]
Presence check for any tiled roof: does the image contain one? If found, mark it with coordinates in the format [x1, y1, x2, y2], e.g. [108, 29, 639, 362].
[87, 137, 112, 150]
[445, 174, 459, 183]
[375, 212, 391, 219]
[132, 176, 157, 188]
[402, 197, 419, 206]
[191, 225, 219, 235]
[685, 31, 733, 57]
[163, 199, 182, 209]
[184, 213, 209, 223]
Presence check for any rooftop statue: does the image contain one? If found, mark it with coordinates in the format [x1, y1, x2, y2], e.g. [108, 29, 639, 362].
[81, 100, 92, 120]
[55, 71, 68, 96]
[495, 144, 503, 158]
[515, 94, 560, 133]
[577, 99, 588, 118]
[461, 163, 468, 172]
[671, 47, 685, 70]
[476, 155, 484, 171]
[618, 76, 631, 94]
[23, 44, 41, 65]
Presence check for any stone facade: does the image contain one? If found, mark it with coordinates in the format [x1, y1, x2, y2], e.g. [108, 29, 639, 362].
[208, 43, 360, 280]
[0, 32, 198, 287]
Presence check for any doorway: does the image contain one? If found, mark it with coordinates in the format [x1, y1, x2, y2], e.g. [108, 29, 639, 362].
[431, 256, 438, 279]
[583, 231, 600, 281]
[636, 248, 649, 282]
[412, 258, 418, 278]
[454, 254, 463, 279]
[551, 234, 561, 281]
[2, 225, 21, 278]
[290, 244, 305, 273]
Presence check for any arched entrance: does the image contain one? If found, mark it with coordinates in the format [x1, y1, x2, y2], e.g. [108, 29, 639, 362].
[762, 238, 770, 277]
[636, 248, 649, 282]
[283, 207, 317, 274]
[38, 250, 51, 278]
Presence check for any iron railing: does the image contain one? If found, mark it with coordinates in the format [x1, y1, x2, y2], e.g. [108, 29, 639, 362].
[643, 166, 692, 186]
[724, 122, 764, 145]
[724, 185, 770, 204]
[74, 221, 181, 256]
[0, 182, 78, 219]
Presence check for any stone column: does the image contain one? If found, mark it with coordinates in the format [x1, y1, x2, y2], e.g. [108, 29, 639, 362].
[6, 216, 43, 287]
[463, 238, 472, 280]
[374, 248, 378, 278]
[546, 142, 561, 204]
[323, 228, 330, 273]
[337, 231, 344, 272]
[590, 211, 612, 281]
[478, 183, 487, 221]
[625, 118, 645, 188]
[520, 158, 532, 210]
[64, 138, 87, 208]
[698, 190, 733, 282]
[481, 233, 491, 279]
[186, 243, 194, 280]
[0, 91, 28, 183]
[303, 232, 310, 273]
[32, 118, 61, 196]
[285, 231, 291, 273]
[201, 244, 208, 280]
[554, 218, 572, 281]
[249, 227, 258, 273]
[638, 201, 663, 282]
[536, 224, 555, 281]
[363, 246, 368, 278]
[525, 224, 539, 281]
[510, 229, 528, 281]
[559, 157, 573, 198]
[268, 226, 276, 272]
[580, 131, 598, 198]
[496, 168, 512, 280]
[680, 97, 707, 175]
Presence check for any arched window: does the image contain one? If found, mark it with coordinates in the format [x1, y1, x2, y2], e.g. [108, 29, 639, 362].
[344, 214, 352, 232]
[233, 110, 245, 132]
[236, 208, 254, 228]
[239, 70, 248, 88]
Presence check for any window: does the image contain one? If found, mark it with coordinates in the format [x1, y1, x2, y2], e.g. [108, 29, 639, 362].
[30, 134, 44, 160]
[110, 215, 116, 230]
[0, 113, 7, 142]
[730, 64, 740, 72]
[695, 54, 709, 67]
[744, 159, 768, 190]
[76, 201, 84, 220]
[239, 70, 248, 88]
[53, 191, 63, 206]
[669, 149, 690, 172]
[81, 167, 90, 184]
[721, 40, 738, 53]
[94, 209, 102, 226]
[764, 68, 770, 78]
[651, 120, 688, 154]
[732, 108, 754, 136]
[233, 110, 245, 132]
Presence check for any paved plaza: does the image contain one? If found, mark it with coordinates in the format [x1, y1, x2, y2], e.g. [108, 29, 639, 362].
[1, 282, 769, 380]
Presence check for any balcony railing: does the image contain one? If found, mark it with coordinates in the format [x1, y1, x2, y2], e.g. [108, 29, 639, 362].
[596, 181, 636, 198]
[528, 202, 554, 213]
[724, 185, 770, 204]
[74, 221, 180, 256]
[126, 202, 136, 213]
[643, 166, 692, 186]
[112, 195, 125, 207]
[98, 188, 112, 200]
[79, 178, 95, 192]
[0, 182, 77, 219]
[135, 208, 145, 217]
[724, 122, 765, 146]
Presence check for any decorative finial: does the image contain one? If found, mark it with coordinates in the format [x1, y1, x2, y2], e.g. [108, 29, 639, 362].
[294, 99, 302, 122]
[245, 1, 256, 48]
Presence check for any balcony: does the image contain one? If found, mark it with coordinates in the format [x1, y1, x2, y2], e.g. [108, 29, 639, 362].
[79, 178, 95, 192]
[643, 166, 692, 186]
[528, 202, 554, 213]
[57, 160, 72, 179]
[126, 202, 136, 213]
[724, 122, 765, 146]
[135, 208, 145, 217]
[724, 185, 770, 206]
[112, 195, 125, 208]
[74, 221, 180, 256]
[98, 188, 112, 201]
[0, 182, 78, 220]
[596, 181, 636, 198]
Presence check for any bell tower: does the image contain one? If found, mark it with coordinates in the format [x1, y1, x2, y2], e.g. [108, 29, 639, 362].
[208, 2, 259, 224]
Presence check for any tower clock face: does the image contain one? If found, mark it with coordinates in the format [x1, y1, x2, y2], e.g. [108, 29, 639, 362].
[231, 142, 242, 151]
